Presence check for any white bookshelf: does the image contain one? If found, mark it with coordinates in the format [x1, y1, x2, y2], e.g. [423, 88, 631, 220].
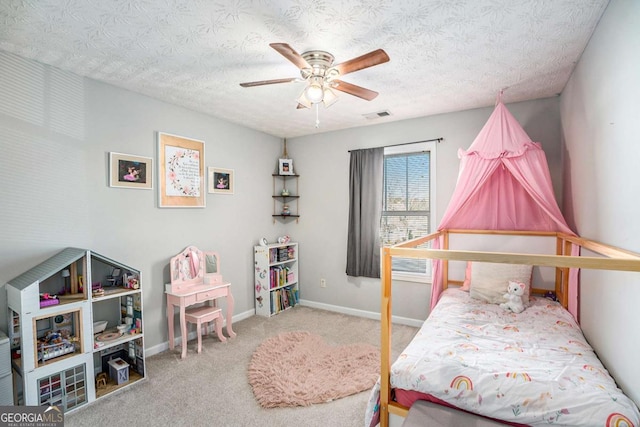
[254, 243, 299, 316]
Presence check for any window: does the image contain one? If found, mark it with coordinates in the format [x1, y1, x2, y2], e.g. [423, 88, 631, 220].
[381, 141, 436, 281]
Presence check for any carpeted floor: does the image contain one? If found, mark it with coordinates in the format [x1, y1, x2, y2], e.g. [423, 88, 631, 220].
[64, 306, 418, 427]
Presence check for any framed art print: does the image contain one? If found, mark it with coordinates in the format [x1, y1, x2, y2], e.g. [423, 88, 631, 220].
[208, 167, 234, 194]
[278, 158, 294, 175]
[157, 132, 205, 208]
[109, 152, 153, 189]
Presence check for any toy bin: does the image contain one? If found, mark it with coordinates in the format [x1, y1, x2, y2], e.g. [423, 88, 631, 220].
[107, 358, 129, 385]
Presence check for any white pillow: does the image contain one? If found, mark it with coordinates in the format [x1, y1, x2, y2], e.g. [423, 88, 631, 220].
[468, 262, 533, 304]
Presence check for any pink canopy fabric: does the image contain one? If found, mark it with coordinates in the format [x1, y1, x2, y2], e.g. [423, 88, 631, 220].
[430, 100, 578, 316]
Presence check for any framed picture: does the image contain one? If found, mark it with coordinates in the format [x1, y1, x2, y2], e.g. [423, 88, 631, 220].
[157, 132, 206, 208]
[109, 152, 153, 189]
[208, 167, 234, 194]
[278, 158, 294, 175]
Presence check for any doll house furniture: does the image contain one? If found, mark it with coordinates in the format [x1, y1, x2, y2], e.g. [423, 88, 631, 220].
[5, 247, 146, 412]
[165, 246, 236, 358]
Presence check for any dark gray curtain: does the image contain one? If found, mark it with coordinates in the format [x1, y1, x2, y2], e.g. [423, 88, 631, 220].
[346, 147, 384, 278]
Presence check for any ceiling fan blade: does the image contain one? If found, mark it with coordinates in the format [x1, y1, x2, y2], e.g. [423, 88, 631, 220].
[332, 49, 389, 76]
[332, 80, 379, 101]
[269, 43, 311, 69]
[296, 103, 309, 109]
[239, 77, 298, 87]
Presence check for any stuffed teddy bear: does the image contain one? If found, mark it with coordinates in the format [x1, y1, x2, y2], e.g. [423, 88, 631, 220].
[500, 281, 526, 314]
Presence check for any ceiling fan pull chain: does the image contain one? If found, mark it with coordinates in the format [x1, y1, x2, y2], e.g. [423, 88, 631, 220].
[315, 104, 320, 128]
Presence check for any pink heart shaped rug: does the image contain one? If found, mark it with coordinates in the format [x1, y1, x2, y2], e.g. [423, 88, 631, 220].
[248, 331, 379, 408]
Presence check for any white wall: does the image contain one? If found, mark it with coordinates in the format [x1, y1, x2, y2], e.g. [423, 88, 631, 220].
[289, 97, 563, 322]
[560, 0, 640, 404]
[0, 51, 287, 350]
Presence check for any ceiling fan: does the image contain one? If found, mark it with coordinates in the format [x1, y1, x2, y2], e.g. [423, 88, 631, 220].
[239, 43, 390, 109]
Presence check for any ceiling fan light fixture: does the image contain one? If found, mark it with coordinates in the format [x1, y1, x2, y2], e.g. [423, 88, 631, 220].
[304, 82, 324, 104]
[296, 90, 312, 108]
[322, 87, 339, 107]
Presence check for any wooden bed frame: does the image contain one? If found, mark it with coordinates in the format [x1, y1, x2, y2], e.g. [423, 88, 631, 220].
[379, 229, 640, 427]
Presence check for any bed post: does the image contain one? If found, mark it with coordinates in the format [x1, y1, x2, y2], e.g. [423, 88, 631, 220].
[442, 230, 450, 290]
[555, 236, 564, 303]
[380, 246, 393, 427]
[563, 238, 575, 311]
[554, 235, 572, 309]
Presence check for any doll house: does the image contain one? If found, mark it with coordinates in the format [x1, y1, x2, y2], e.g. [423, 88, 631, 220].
[5, 247, 145, 412]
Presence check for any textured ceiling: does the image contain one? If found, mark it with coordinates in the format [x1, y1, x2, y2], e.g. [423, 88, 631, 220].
[0, 0, 609, 138]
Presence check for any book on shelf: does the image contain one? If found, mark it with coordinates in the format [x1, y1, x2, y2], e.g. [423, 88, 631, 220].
[270, 265, 293, 289]
[268, 244, 295, 264]
[269, 284, 298, 315]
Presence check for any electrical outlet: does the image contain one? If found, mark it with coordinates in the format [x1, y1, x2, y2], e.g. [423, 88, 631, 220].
[320, 278, 326, 288]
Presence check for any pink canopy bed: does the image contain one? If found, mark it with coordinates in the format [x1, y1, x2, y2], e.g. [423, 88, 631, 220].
[430, 97, 579, 318]
[366, 98, 640, 426]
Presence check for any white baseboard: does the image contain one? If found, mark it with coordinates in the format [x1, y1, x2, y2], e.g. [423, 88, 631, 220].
[299, 299, 424, 328]
[146, 308, 255, 357]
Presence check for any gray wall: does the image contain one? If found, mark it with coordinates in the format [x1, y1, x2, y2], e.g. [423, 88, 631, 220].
[0, 51, 287, 352]
[0, 54, 563, 345]
[560, 0, 640, 403]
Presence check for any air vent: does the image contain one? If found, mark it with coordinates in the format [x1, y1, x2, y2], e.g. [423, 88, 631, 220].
[363, 110, 391, 120]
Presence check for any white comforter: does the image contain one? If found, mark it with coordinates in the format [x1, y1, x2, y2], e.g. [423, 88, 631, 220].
[365, 289, 639, 426]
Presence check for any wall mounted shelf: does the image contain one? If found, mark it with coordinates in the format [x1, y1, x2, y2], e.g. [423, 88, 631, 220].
[272, 174, 299, 223]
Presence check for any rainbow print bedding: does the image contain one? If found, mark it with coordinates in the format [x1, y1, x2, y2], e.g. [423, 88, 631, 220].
[365, 289, 640, 426]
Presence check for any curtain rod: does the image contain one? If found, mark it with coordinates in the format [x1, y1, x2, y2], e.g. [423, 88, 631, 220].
[347, 137, 443, 152]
